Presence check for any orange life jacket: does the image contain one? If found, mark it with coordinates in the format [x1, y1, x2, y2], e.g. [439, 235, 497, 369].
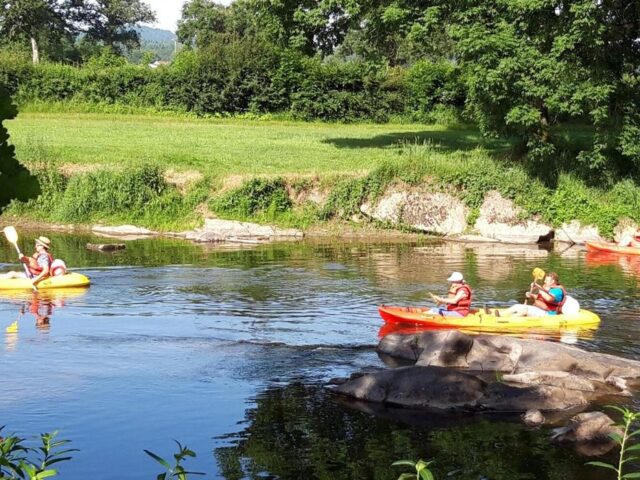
[27, 252, 54, 277]
[446, 284, 472, 316]
[536, 285, 566, 313]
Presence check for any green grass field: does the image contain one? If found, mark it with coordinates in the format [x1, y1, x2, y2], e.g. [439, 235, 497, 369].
[7, 112, 510, 179]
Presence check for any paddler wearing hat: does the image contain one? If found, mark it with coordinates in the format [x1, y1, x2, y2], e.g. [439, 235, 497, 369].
[0, 236, 53, 285]
[428, 271, 473, 317]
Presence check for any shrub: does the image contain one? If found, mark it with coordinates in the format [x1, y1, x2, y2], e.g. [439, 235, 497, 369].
[210, 178, 292, 218]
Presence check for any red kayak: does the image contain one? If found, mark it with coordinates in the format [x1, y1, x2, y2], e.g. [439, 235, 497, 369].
[586, 241, 640, 255]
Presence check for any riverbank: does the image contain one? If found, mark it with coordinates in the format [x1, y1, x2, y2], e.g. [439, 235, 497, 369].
[4, 112, 640, 242]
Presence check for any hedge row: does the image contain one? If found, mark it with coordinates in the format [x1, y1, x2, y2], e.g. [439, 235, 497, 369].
[0, 45, 464, 122]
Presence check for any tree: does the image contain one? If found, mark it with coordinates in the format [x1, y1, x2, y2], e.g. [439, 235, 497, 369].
[0, 0, 85, 63]
[0, 86, 40, 210]
[84, 0, 156, 52]
[440, 0, 640, 176]
[177, 0, 229, 48]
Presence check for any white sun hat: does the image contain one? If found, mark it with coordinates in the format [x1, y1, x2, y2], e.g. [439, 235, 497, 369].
[447, 272, 464, 282]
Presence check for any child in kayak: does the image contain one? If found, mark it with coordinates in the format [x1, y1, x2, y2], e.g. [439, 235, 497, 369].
[0, 236, 53, 286]
[428, 272, 472, 317]
[618, 230, 640, 248]
[500, 272, 565, 317]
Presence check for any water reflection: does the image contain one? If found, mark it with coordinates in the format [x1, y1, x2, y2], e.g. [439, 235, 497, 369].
[3, 289, 88, 347]
[214, 383, 607, 480]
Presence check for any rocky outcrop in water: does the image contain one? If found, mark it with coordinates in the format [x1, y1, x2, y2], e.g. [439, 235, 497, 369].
[175, 218, 303, 243]
[334, 330, 640, 413]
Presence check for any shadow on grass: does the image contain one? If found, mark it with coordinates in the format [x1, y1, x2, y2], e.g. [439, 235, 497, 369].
[323, 128, 514, 154]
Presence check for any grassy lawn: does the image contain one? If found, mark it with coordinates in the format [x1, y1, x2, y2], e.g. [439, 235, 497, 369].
[7, 112, 510, 179]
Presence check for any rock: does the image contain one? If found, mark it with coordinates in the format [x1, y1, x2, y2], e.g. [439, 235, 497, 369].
[92, 225, 158, 240]
[480, 382, 588, 412]
[614, 218, 639, 243]
[361, 188, 468, 235]
[501, 371, 595, 393]
[379, 331, 640, 384]
[333, 365, 486, 410]
[181, 218, 303, 243]
[555, 221, 602, 245]
[551, 411, 623, 456]
[522, 409, 545, 427]
[474, 191, 553, 244]
[86, 243, 126, 252]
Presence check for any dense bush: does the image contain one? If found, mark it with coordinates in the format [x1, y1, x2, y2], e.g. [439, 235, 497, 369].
[210, 178, 292, 218]
[7, 165, 209, 230]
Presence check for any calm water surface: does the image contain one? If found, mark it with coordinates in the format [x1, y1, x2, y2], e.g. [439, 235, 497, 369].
[1, 234, 639, 479]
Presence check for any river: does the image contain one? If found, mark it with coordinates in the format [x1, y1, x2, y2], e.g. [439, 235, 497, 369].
[1, 233, 638, 479]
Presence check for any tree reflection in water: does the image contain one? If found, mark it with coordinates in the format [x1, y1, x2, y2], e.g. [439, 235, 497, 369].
[214, 383, 607, 480]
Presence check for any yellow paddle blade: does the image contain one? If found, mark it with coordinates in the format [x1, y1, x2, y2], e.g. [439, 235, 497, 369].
[3, 226, 18, 245]
[5, 321, 18, 333]
[532, 267, 545, 282]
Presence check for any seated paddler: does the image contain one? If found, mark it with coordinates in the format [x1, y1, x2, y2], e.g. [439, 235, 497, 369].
[500, 272, 565, 317]
[428, 271, 472, 317]
[0, 236, 53, 286]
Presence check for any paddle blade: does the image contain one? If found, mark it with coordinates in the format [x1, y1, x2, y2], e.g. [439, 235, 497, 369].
[532, 267, 545, 282]
[3, 226, 18, 244]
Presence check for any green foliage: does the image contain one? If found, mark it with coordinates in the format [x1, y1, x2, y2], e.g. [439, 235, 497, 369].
[587, 407, 640, 480]
[0, 427, 75, 479]
[392, 459, 435, 480]
[144, 441, 204, 480]
[0, 86, 40, 211]
[210, 178, 292, 219]
[7, 165, 208, 230]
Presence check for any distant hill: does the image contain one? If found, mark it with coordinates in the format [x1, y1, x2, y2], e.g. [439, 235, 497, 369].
[137, 26, 177, 42]
[127, 27, 178, 64]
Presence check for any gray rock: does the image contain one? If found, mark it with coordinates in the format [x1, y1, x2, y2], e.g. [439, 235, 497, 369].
[614, 218, 639, 243]
[92, 224, 158, 239]
[473, 191, 553, 244]
[551, 411, 623, 456]
[522, 409, 545, 427]
[554, 221, 602, 245]
[379, 331, 640, 383]
[480, 383, 588, 412]
[334, 365, 486, 410]
[86, 243, 126, 252]
[180, 219, 303, 244]
[361, 188, 468, 235]
[501, 371, 595, 393]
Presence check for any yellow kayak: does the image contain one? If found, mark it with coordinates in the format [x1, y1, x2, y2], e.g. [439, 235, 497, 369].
[378, 305, 601, 330]
[0, 273, 91, 290]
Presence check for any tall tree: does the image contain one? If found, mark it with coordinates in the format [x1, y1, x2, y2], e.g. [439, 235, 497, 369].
[177, 0, 229, 47]
[0, 0, 85, 63]
[0, 86, 40, 210]
[84, 0, 156, 52]
[436, 0, 640, 175]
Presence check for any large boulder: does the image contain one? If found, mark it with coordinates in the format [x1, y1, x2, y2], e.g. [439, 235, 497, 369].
[379, 331, 640, 385]
[474, 191, 553, 244]
[333, 365, 588, 412]
[554, 221, 602, 245]
[334, 365, 487, 410]
[360, 188, 468, 235]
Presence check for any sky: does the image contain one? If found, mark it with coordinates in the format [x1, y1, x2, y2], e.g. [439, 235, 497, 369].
[145, 0, 233, 32]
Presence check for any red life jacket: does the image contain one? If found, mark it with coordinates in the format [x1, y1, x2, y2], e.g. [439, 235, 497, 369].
[27, 252, 54, 277]
[536, 286, 566, 313]
[446, 284, 472, 316]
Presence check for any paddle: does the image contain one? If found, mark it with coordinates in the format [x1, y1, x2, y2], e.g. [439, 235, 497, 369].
[3, 226, 38, 291]
[524, 267, 545, 304]
[429, 292, 442, 305]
